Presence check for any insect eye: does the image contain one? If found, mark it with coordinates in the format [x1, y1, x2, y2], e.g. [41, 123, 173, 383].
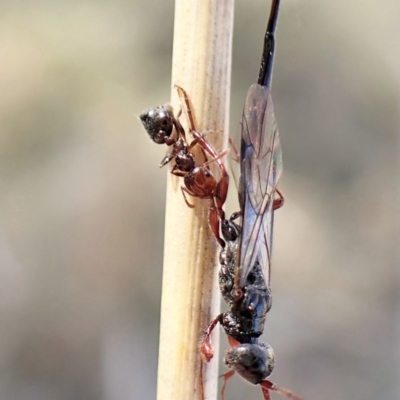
[160, 117, 170, 126]
[247, 273, 256, 285]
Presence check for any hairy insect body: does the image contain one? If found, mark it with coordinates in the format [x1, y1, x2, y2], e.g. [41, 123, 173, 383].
[219, 241, 272, 343]
[217, 224, 275, 383]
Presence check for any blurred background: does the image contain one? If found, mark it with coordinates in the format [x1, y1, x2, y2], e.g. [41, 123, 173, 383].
[0, 0, 399, 399]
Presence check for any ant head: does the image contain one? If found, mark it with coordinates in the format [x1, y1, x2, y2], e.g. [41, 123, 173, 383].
[140, 104, 174, 145]
[224, 342, 275, 385]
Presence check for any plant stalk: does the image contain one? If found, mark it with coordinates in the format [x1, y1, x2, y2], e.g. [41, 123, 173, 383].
[157, 1, 234, 400]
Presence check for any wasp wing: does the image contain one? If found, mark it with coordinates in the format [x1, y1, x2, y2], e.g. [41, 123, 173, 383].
[237, 83, 282, 288]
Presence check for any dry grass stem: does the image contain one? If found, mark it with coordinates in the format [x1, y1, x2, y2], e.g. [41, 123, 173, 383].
[156, 1, 234, 400]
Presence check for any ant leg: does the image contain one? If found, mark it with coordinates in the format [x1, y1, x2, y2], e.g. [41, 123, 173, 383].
[175, 85, 229, 187]
[190, 130, 230, 184]
[220, 370, 235, 400]
[175, 84, 196, 132]
[191, 130, 220, 158]
[175, 85, 223, 150]
[173, 115, 187, 142]
[173, 85, 227, 174]
[181, 186, 196, 208]
[274, 188, 284, 210]
[214, 173, 229, 218]
[260, 380, 305, 400]
[187, 130, 223, 152]
[174, 87, 211, 162]
[170, 166, 200, 212]
[185, 135, 210, 165]
[160, 150, 178, 168]
[202, 149, 229, 169]
[209, 199, 225, 248]
[200, 313, 223, 362]
[170, 166, 186, 177]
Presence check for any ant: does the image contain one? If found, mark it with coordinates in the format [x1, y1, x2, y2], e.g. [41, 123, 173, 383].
[140, 85, 229, 248]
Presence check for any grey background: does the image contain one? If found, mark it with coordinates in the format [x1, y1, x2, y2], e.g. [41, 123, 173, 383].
[0, 0, 398, 399]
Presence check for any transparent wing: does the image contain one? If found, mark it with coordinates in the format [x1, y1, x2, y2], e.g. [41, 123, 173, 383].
[227, 136, 241, 195]
[237, 83, 282, 288]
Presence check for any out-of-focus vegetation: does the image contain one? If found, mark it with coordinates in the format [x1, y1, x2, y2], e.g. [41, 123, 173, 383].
[0, 1, 398, 399]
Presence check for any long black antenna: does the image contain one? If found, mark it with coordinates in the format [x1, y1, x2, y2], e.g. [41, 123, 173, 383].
[257, 0, 280, 88]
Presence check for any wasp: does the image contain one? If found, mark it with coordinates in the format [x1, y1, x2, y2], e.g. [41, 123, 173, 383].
[200, 1, 304, 399]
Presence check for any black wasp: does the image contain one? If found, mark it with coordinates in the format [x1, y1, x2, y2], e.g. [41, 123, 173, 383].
[200, 1, 304, 399]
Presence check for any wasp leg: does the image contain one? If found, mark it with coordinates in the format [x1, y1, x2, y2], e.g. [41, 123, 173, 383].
[260, 380, 305, 400]
[273, 188, 284, 210]
[261, 385, 272, 400]
[200, 314, 223, 362]
[220, 370, 235, 400]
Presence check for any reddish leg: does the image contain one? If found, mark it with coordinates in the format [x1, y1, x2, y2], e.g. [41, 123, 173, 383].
[227, 336, 240, 347]
[181, 186, 196, 208]
[175, 84, 196, 133]
[185, 130, 211, 165]
[200, 149, 229, 169]
[170, 166, 189, 178]
[260, 380, 305, 400]
[171, 168, 199, 209]
[172, 104, 186, 138]
[174, 86, 213, 164]
[169, 165, 186, 177]
[174, 85, 230, 239]
[209, 150, 229, 230]
[201, 150, 229, 246]
[191, 130, 228, 172]
[261, 386, 272, 400]
[209, 199, 225, 248]
[273, 188, 284, 210]
[187, 130, 223, 152]
[175, 85, 228, 185]
[200, 314, 222, 362]
[220, 370, 235, 400]
[214, 173, 229, 218]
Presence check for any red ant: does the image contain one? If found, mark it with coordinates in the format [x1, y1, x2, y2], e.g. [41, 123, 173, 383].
[140, 85, 229, 247]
